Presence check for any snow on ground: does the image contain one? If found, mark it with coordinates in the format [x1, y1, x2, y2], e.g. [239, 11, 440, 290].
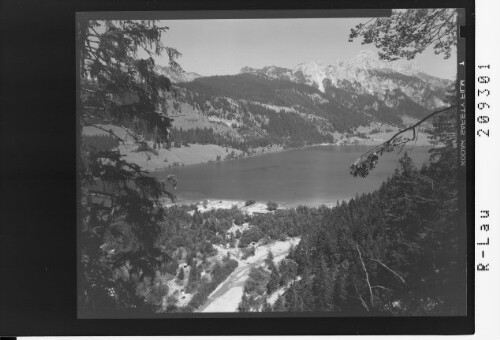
[227, 222, 250, 235]
[176, 291, 193, 308]
[273, 252, 290, 264]
[211, 244, 242, 260]
[196, 199, 245, 213]
[241, 202, 271, 215]
[197, 237, 300, 313]
[163, 264, 194, 307]
[267, 286, 287, 306]
[180, 199, 285, 215]
[243, 237, 300, 264]
[202, 287, 245, 312]
[166, 280, 187, 301]
[266, 276, 302, 305]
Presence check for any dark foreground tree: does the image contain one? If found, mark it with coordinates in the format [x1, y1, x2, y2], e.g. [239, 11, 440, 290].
[348, 9, 458, 177]
[272, 9, 464, 315]
[283, 136, 463, 315]
[78, 19, 181, 315]
[349, 9, 458, 61]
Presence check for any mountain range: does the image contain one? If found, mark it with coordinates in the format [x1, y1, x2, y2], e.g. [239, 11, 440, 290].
[156, 50, 453, 149]
[240, 50, 451, 111]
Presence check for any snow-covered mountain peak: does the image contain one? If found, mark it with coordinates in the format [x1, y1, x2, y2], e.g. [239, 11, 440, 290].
[293, 61, 329, 91]
[239, 50, 451, 111]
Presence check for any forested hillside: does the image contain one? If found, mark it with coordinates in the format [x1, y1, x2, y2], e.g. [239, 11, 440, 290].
[83, 108, 462, 316]
[154, 54, 451, 152]
[172, 73, 367, 147]
[247, 108, 463, 315]
[81, 55, 450, 164]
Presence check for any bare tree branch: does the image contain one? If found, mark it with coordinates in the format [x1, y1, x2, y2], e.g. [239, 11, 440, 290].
[358, 293, 370, 312]
[398, 241, 423, 250]
[426, 11, 457, 45]
[364, 105, 455, 159]
[356, 243, 374, 306]
[350, 105, 456, 177]
[369, 258, 406, 285]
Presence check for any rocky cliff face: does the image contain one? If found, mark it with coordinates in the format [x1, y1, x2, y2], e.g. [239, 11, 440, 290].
[154, 65, 202, 83]
[240, 50, 452, 112]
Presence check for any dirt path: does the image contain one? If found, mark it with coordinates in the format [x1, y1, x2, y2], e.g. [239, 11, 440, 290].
[197, 238, 300, 312]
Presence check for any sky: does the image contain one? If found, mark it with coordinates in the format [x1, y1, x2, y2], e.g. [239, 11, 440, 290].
[153, 17, 457, 80]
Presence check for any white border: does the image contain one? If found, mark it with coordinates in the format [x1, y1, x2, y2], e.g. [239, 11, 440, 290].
[474, 0, 500, 338]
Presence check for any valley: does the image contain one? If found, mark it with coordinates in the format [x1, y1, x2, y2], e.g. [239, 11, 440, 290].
[77, 11, 464, 318]
[83, 51, 449, 172]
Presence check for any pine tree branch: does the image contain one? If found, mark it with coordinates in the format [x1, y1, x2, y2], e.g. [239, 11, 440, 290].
[89, 124, 127, 144]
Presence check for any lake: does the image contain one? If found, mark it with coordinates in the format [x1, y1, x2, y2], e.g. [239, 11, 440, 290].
[155, 145, 432, 207]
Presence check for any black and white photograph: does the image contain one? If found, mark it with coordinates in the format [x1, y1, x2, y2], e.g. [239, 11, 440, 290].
[77, 8, 467, 318]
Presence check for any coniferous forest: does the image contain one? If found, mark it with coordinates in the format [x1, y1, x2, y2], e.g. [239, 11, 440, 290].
[79, 107, 463, 316]
[233, 107, 463, 315]
[77, 10, 464, 317]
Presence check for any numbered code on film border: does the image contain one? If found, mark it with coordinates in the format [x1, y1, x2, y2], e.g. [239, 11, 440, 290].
[475, 0, 500, 338]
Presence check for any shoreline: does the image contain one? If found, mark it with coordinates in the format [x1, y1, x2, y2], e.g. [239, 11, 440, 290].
[83, 123, 432, 173]
[84, 122, 433, 173]
[162, 198, 344, 212]
[150, 140, 432, 173]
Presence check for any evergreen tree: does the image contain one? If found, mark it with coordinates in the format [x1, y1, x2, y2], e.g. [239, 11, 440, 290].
[265, 250, 275, 270]
[273, 296, 287, 312]
[348, 9, 457, 177]
[284, 284, 304, 312]
[262, 302, 273, 312]
[312, 256, 334, 310]
[78, 19, 181, 314]
[266, 266, 280, 294]
[238, 294, 251, 312]
[177, 267, 184, 281]
[185, 267, 197, 293]
[278, 259, 298, 286]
